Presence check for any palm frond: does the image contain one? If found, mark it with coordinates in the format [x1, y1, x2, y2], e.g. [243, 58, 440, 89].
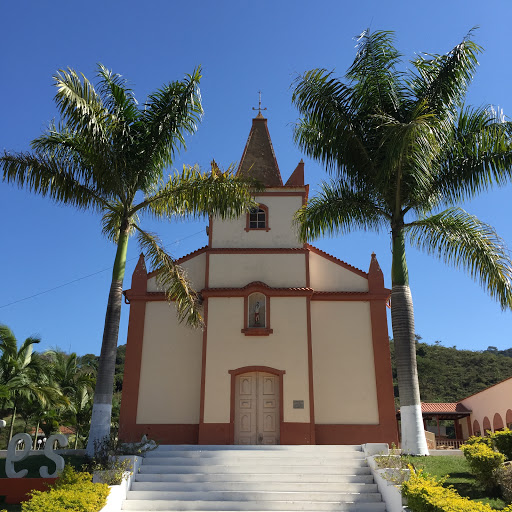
[433, 106, 512, 203]
[135, 227, 203, 327]
[294, 180, 389, 243]
[292, 68, 373, 179]
[410, 29, 482, 116]
[135, 164, 258, 220]
[137, 68, 203, 189]
[96, 63, 139, 125]
[101, 200, 138, 242]
[347, 29, 405, 117]
[1, 151, 108, 210]
[407, 207, 512, 309]
[53, 67, 108, 140]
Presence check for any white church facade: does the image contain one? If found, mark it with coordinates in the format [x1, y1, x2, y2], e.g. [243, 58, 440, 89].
[119, 114, 398, 445]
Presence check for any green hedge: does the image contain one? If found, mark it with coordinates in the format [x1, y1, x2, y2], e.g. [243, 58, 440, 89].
[21, 466, 109, 512]
[492, 429, 512, 461]
[402, 468, 512, 512]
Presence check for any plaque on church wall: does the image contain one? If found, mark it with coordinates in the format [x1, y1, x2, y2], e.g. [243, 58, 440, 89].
[293, 400, 304, 409]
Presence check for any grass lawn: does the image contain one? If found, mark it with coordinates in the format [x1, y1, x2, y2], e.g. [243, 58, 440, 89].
[404, 455, 507, 510]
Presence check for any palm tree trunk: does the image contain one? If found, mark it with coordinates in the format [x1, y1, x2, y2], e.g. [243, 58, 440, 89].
[86, 222, 130, 457]
[74, 426, 80, 449]
[33, 419, 40, 450]
[391, 228, 429, 455]
[8, 401, 17, 444]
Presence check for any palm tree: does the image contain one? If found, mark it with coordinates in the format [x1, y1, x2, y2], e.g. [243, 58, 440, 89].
[0, 325, 65, 445]
[1, 65, 256, 455]
[292, 30, 512, 454]
[44, 350, 95, 449]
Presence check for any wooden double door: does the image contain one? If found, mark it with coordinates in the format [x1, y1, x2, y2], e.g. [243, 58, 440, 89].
[234, 372, 280, 445]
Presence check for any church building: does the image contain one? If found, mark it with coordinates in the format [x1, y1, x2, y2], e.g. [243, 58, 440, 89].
[118, 114, 398, 445]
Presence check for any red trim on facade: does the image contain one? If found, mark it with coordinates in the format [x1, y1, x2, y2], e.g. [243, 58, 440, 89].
[307, 244, 368, 278]
[315, 424, 398, 445]
[199, 299, 208, 425]
[312, 291, 390, 301]
[147, 246, 208, 279]
[124, 424, 199, 444]
[209, 247, 307, 254]
[245, 203, 270, 232]
[281, 423, 312, 444]
[306, 296, 316, 444]
[0, 478, 57, 504]
[305, 249, 311, 288]
[255, 191, 306, 197]
[228, 366, 285, 445]
[369, 298, 399, 445]
[119, 255, 148, 442]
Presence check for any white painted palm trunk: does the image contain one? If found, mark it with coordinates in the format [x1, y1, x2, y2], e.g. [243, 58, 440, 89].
[400, 404, 429, 455]
[86, 403, 112, 457]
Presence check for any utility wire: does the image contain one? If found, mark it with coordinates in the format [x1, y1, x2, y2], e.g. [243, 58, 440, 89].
[0, 229, 204, 309]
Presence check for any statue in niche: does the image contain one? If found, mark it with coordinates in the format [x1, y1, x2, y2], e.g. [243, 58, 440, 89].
[249, 293, 265, 328]
[254, 301, 261, 325]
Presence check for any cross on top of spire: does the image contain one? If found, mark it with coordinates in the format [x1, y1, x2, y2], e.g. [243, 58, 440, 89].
[252, 91, 267, 117]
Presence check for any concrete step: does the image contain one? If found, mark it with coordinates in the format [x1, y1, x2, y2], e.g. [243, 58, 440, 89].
[127, 491, 382, 502]
[141, 456, 366, 466]
[131, 482, 378, 493]
[122, 500, 386, 511]
[134, 473, 375, 484]
[150, 445, 363, 452]
[145, 451, 365, 460]
[138, 464, 372, 475]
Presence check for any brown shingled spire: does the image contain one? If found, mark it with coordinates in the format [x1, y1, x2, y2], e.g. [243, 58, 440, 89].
[285, 160, 304, 186]
[237, 115, 283, 187]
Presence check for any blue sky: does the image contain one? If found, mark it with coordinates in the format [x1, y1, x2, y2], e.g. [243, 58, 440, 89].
[1, 0, 511, 355]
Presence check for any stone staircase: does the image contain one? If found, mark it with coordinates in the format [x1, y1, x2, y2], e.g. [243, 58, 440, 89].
[122, 445, 385, 512]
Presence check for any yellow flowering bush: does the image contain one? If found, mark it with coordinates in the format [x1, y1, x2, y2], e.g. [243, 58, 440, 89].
[402, 467, 512, 512]
[461, 441, 505, 490]
[21, 466, 109, 512]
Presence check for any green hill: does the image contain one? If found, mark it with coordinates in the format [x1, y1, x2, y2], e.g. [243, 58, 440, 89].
[390, 338, 512, 404]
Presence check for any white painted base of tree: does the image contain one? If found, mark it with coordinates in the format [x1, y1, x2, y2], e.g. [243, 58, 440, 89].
[400, 404, 429, 455]
[86, 403, 113, 457]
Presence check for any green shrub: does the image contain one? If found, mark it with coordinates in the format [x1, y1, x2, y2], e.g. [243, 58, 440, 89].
[21, 466, 109, 512]
[492, 429, 512, 461]
[402, 467, 512, 512]
[461, 442, 505, 491]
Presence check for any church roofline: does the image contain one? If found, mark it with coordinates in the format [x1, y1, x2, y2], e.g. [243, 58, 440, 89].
[306, 244, 368, 278]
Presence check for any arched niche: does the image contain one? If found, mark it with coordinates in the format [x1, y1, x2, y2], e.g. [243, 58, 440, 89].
[493, 413, 505, 431]
[483, 416, 491, 435]
[473, 419, 481, 436]
[506, 409, 512, 428]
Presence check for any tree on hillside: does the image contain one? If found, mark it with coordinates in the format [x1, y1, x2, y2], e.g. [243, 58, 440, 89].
[1, 65, 257, 455]
[0, 325, 66, 445]
[292, 30, 512, 454]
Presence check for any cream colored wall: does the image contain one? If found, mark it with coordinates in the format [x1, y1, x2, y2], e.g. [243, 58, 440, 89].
[136, 302, 203, 424]
[311, 301, 379, 424]
[460, 418, 470, 440]
[309, 251, 368, 292]
[147, 252, 206, 292]
[203, 297, 310, 424]
[208, 253, 306, 288]
[212, 192, 303, 249]
[461, 378, 512, 435]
